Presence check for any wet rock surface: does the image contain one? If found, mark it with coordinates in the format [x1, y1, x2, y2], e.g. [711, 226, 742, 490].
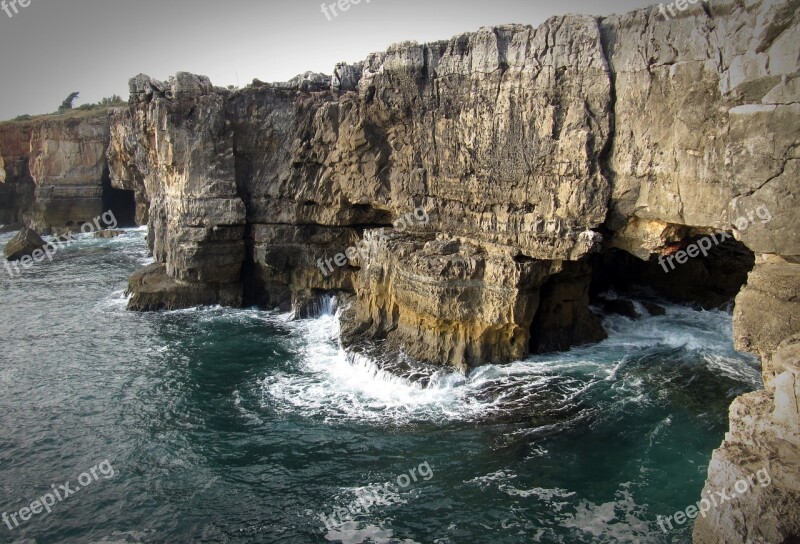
[3, 227, 46, 261]
[126, 263, 242, 312]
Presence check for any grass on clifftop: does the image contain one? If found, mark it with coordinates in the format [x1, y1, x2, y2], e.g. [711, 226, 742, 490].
[5, 96, 128, 125]
[3, 106, 125, 126]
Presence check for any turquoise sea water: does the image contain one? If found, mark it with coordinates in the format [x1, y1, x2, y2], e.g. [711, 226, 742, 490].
[0, 229, 761, 543]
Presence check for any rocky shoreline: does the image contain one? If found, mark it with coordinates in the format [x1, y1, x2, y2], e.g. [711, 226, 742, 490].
[2, 0, 798, 541]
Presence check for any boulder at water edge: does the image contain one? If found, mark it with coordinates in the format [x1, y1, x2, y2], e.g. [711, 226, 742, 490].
[3, 228, 46, 261]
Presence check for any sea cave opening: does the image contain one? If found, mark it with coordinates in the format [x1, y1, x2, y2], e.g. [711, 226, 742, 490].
[101, 169, 137, 228]
[528, 235, 757, 357]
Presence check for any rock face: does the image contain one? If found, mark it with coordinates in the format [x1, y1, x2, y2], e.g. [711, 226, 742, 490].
[692, 263, 800, 544]
[340, 233, 563, 371]
[27, 112, 111, 234]
[113, 20, 616, 368]
[595, 2, 800, 539]
[0, 120, 36, 226]
[3, 227, 46, 261]
[0, 1, 790, 538]
[110, 73, 246, 310]
[127, 263, 242, 311]
[0, 110, 142, 234]
[603, 0, 800, 260]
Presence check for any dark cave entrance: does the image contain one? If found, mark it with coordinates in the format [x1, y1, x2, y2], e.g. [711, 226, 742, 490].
[529, 260, 607, 354]
[101, 168, 137, 228]
[589, 237, 756, 309]
[528, 235, 756, 356]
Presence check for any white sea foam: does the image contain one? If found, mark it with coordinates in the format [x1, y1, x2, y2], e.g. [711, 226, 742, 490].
[259, 297, 761, 426]
[560, 485, 656, 543]
[321, 521, 422, 544]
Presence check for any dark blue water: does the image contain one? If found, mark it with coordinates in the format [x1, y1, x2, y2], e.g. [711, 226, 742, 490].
[0, 229, 761, 543]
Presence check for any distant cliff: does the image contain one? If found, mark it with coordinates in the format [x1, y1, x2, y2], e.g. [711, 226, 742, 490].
[0, 119, 35, 226]
[0, 109, 138, 233]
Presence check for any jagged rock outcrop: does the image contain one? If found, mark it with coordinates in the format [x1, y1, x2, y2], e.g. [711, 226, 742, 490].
[116, 19, 615, 368]
[332, 62, 363, 92]
[0, 110, 141, 233]
[603, 0, 800, 261]
[692, 263, 800, 543]
[231, 21, 611, 367]
[596, 1, 800, 541]
[127, 263, 242, 311]
[275, 71, 332, 91]
[111, 72, 246, 310]
[340, 233, 563, 371]
[110, 1, 798, 367]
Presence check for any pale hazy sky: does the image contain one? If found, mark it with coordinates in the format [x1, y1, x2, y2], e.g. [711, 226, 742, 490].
[0, 0, 653, 121]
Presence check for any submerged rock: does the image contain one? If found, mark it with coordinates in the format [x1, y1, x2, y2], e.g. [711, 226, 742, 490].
[599, 298, 639, 320]
[3, 227, 46, 261]
[643, 302, 666, 317]
[94, 229, 124, 239]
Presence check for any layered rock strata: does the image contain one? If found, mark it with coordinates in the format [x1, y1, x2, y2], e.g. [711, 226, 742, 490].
[27, 112, 112, 234]
[0, 111, 140, 234]
[113, 20, 616, 369]
[111, 73, 246, 310]
[692, 263, 800, 544]
[0, 121, 36, 226]
[3, 227, 46, 261]
[598, 2, 800, 539]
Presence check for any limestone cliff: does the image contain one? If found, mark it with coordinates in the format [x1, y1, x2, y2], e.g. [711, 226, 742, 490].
[7, 0, 793, 540]
[108, 73, 246, 310]
[0, 120, 35, 226]
[27, 112, 112, 233]
[691, 265, 800, 543]
[594, 1, 800, 540]
[111, 19, 616, 366]
[0, 110, 139, 233]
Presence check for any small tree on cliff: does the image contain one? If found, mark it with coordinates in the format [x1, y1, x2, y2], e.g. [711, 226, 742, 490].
[58, 92, 80, 113]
